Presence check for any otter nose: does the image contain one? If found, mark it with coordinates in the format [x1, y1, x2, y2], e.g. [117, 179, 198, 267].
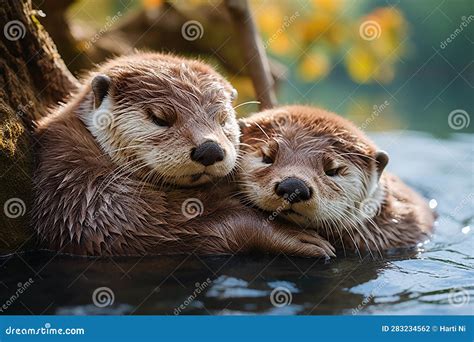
[191, 140, 225, 166]
[275, 178, 312, 203]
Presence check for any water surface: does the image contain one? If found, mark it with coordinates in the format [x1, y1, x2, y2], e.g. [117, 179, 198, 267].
[0, 131, 472, 315]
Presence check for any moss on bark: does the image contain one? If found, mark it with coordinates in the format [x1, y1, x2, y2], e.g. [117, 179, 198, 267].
[0, 0, 77, 254]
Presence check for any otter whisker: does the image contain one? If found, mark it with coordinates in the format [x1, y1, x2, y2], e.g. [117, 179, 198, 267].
[233, 100, 261, 110]
[341, 207, 382, 259]
[336, 215, 363, 259]
[325, 205, 358, 258]
[350, 205, 387, 255]
[235, 142, 253, 148]
[347, 206, 381, 260]
[324, 204, 366, 259]
[96, 145, 149, 159]
[95, 158, 142, 195]
[254, 122, 270, 140]
[323, 206, 347, 257]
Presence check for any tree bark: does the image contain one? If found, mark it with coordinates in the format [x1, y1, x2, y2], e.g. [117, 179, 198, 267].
[0, 0, 77, 254]
[33, 0, 287, 85]
[31, 0, 91, 73]
[225, 0, 277, 109]
[0, 0, 277, 254]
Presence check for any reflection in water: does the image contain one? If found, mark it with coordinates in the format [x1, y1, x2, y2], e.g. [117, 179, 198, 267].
[0, 132, 472, 315]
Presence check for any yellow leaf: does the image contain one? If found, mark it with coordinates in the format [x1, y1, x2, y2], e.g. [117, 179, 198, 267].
[302, 14, 333, 42]
[326, 25, 346, 46]
[345, 47, 377, 83]
[142, 0, 163, 9]
[298, 52, 330, 81]
[312, 0, 345, 13]
[256, 5, 284, 35]
[268, 33, 292, 55]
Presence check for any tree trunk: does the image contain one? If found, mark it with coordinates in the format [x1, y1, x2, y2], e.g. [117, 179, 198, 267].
[0, 0, 77, 254]
[225, 0, 277, 110]
[0, 0, 278, 254]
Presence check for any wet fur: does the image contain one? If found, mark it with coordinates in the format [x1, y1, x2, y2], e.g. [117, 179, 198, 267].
[239, 105, 435, 256]
[32, 54, 334, 257]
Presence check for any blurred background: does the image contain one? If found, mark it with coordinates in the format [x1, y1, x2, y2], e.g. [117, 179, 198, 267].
[33, 0, 473, 137]
[1, 0, 471, 316]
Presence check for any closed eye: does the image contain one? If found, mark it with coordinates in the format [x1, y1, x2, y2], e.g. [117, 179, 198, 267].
[151, 116, 169, 127]
[146, 108, 170, 127]
[325, 166, 345, 177]
[262, 156, 273, 164]
[261, 143, 277, 165]
[262, 153, 273, 164]
[219, 116, 227, 127]
[217, 111, 229, 127]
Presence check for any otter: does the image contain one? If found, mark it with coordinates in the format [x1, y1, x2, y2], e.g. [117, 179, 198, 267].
[238, 105, 435, 256]
[32, 53, 334, 257]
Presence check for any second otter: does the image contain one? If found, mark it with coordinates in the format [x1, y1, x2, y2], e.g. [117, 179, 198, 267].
[32, 54, 333, 257]
[239, 105, 435, 255]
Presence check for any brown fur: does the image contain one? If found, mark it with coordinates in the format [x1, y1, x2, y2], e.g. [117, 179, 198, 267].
[239, 105, 435, 255]
[31, 54, 334, 257]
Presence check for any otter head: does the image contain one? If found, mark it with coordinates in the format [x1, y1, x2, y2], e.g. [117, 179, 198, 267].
[81, 53, 239, 186]
[239, 105, 389, 229]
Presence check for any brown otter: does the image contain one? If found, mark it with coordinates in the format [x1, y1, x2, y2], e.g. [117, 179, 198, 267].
[32, 53, 334, 257]
[238, 105, 435, 256]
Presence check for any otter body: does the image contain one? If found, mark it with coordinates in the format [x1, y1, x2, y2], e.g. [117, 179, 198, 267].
[32, 54, 333, 257]
[239, 105, 435, 255]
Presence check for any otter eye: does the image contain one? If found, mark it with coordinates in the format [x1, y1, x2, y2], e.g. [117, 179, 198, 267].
[146, 108, 170, 127]
[151, 116, 169, 127]
[325, 167, 344, 177]
[262, 153, 273, 164]
[218, 113, 228, 127]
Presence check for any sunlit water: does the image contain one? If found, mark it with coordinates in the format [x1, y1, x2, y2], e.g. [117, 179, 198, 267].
[0, 131, 472, 315]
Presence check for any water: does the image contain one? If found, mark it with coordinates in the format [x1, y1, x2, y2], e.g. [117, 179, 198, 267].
[0, 131, 472, 315]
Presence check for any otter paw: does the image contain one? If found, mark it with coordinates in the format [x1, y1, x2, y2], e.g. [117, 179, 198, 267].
[287, 230, 336, 258]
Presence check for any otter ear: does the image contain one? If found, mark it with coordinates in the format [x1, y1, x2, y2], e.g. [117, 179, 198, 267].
[91, 74, 111, 109]
[375, 150, 389, 179]
[230, 88, 238, 101]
